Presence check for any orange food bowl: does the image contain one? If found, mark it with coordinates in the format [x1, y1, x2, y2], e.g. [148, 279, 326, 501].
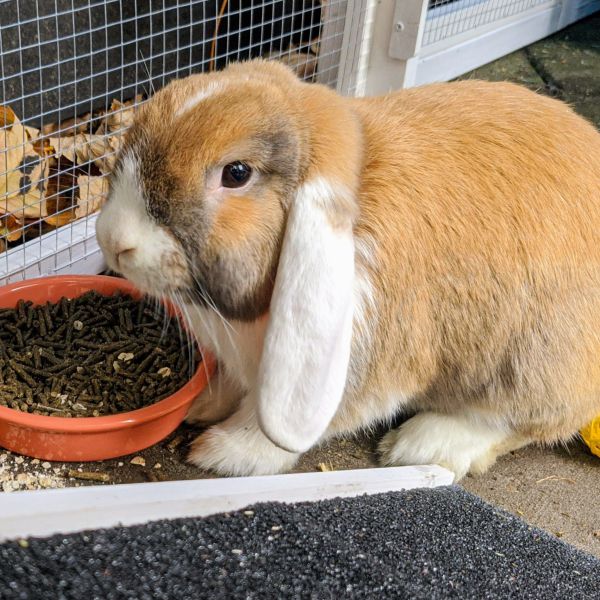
[0, 275, 215, 462]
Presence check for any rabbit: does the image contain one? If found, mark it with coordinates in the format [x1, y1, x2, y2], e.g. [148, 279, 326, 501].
[95, 58, 600, 480]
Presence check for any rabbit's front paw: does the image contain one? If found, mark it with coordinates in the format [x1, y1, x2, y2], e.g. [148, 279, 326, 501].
[185, 368, 242, 426]
[188, 397, 300, 476]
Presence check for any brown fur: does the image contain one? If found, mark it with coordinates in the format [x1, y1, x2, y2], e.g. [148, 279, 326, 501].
[113, 59, 600, 467]
[334, 81, 600, 445]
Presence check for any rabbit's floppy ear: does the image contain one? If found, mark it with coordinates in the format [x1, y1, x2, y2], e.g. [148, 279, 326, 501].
[256, 177, 356, 453]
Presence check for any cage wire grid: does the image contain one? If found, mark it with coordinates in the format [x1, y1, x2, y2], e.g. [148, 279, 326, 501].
[0, 0, 360, 284]
[423, 0, 551, 46]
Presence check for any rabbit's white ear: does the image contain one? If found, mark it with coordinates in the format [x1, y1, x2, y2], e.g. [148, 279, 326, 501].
[257, 178, 356, 453]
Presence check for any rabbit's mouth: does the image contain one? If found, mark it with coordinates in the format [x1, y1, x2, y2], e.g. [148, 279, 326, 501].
[97, 220, 192, 301]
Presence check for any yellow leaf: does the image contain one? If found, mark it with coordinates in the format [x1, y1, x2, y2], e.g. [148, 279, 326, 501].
[76, 175, 108, 218]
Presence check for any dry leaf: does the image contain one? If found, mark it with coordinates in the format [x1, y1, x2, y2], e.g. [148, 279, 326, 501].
[73, 134, 101, 165]
[96, 96, 141, 136]
[0, 213, 24, 242]
[41, 112, 91, 137]
[31, 136, 57, 159]
[47, 134, 118, 174]
[46, 136, 78, 164]
[1, 171, 45, 218]
[0, 106, 17, 127]
[41, 163, 77, 227]
[2, 104, 50, 219]
[2, 117, 34, 173]
[76, 175, 108, 218]
[87, 135, 120, 174]
[42, 207, 75, 228]
[1, 95, 137, 252]
[23, 124, 40, 140]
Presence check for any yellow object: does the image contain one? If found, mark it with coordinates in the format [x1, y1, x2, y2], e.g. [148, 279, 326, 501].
[580, 416, 600, 458]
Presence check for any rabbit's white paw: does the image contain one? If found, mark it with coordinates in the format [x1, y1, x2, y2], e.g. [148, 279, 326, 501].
[188, 395, 299, 476]
[379, 411, 512, 481]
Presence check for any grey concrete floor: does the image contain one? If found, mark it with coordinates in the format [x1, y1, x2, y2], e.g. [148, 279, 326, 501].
[1, 11, 599, 560]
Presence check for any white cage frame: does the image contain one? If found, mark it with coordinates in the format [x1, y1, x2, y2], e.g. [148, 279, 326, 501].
[364, 0, 600, 94]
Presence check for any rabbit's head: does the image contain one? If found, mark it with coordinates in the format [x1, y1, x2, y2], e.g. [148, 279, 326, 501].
[96, 59, 363, 453]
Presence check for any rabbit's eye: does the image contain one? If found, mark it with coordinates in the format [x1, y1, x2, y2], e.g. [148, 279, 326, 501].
[221, 162, 252, 188]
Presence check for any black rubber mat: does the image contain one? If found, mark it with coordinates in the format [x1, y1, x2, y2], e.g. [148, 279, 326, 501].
[1, 486, 598, 599]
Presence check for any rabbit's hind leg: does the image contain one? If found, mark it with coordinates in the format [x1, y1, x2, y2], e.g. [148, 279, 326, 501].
[378, 410, 530, 481]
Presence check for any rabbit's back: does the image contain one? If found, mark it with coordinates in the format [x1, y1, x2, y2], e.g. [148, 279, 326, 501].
[342, 81, 600, 439]
[353, 81, 600, 256]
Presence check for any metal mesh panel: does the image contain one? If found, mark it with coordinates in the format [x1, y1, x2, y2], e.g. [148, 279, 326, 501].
[0, 0, 357, 283]
[423, 0, 550, 47]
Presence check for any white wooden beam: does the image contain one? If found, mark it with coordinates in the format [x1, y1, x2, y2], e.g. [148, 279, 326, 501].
[0, 213, 106, 286]
[363, 0, 428, 94]
[413, 4, 563, 87]
[335, 0, 377, 96]
[388, 0, 429, 60]
[364, 0, 600, 93]
[0, 465, 454, 541]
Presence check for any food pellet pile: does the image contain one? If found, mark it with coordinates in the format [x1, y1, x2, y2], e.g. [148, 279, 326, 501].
[0, 291, 199, 417]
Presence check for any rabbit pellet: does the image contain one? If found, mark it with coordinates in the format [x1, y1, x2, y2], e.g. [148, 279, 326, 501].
[0, 291, 199, 417]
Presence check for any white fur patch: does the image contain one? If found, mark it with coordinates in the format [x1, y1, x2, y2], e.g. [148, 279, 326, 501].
[183, 303, 267, 391]
[354, 233, 377, 267]
[176, 81, 223, 116]
[341, 272, 374, 397]
[185, 366, 243, 425]
[188, 394, 299, 476]
[352, 273, 374, 329]
[353, 235, 377, 319]
[379, 411, 511, 480]
[257, 177, 356, 453]
[353, 237, 377, 342]
[95, 152, 185, 295]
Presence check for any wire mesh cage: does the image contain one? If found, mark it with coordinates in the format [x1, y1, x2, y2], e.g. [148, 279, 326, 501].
[0, 0, 368, 285]
[423, 0, 550, 47]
